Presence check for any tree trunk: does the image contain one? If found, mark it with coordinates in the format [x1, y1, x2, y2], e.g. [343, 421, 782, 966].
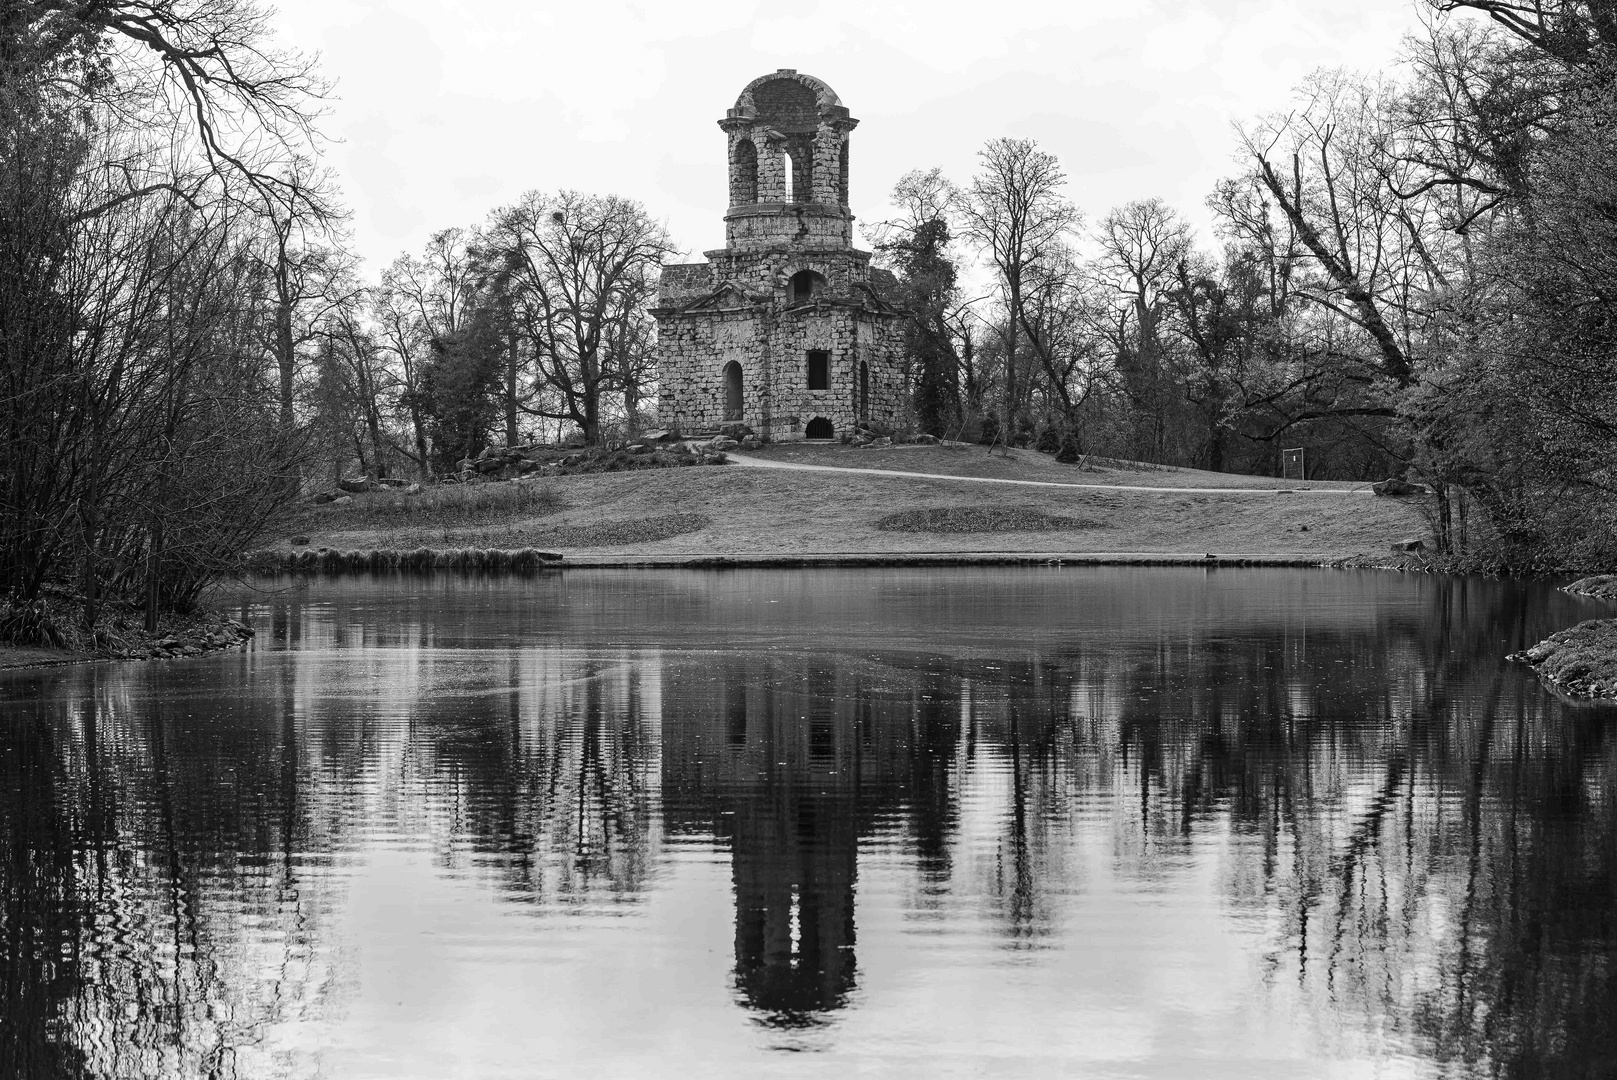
[1005, 275, 1020, 432]
[276, 297, 295, 430]
[505, 325, 520, 446]
[144, 517, 163, 633]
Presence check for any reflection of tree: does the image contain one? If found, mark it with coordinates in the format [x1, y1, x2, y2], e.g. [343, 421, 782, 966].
[404, 650, 659, 904]
[1, 712, 91, 1078]
[7, 568, 1615, 1074]
[0, 666, 342, 1079]
[912, 575, 1617, 1076]
[0, 645, 662, 1074]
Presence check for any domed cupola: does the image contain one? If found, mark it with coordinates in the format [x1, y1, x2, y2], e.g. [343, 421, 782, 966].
[717, 70, 857, 251]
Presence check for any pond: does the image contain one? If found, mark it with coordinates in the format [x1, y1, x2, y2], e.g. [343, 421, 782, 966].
[2, 567, 1613, 1078]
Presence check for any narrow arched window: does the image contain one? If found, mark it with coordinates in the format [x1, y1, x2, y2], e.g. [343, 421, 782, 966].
[733, 139, 758, 205]
[780, 150, 793, 204]
[838, 140, 849, 205]
[723, 361, 743, 420]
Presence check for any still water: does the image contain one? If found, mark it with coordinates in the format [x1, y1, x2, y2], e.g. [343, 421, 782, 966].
[2, 568, 1613, 1078]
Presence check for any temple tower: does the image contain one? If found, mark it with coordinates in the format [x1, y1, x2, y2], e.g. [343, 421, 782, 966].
[652, 70, 906, 442]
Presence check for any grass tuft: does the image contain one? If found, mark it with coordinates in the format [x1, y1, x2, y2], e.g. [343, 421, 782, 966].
[528, 513, 710, 548]
[301, 481, 565, 529]
[876, 506, 1104, 533]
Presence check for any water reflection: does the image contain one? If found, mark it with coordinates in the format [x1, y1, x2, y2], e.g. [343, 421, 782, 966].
[1, 568, 1614, 1076]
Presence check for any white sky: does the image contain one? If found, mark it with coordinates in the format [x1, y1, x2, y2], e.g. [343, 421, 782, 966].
[267, 0, 1452, 274]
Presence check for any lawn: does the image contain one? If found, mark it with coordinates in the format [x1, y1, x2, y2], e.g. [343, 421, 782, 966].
[283, 444, 1424, 560]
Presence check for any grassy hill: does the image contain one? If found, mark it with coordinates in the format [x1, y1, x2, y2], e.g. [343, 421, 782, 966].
[279, 443, 1426, 562]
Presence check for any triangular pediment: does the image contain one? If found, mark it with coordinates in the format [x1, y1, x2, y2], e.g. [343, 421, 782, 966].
[679, 280, 766, 313]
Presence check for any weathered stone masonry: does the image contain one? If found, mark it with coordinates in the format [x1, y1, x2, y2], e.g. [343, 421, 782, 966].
[653, 70, 906, 441]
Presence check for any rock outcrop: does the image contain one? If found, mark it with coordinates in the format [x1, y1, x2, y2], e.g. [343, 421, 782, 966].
[1510, 619, 1617, 698]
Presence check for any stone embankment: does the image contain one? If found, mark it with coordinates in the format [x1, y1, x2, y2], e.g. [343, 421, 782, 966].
[247, 547, 564, 573]
[1510, 575, 1617, 699]
[136, 616, 257, 661]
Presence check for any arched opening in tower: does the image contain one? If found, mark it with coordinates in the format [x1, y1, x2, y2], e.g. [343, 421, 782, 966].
[787, 140, 813, 202]
[781, 151, 794, 205]
[733, 139, 758, 204]
[790, 270, 826, 304]
[838, 141, 849, 205]
[805, 416, 834, 440]
[723, 361, 744, 421]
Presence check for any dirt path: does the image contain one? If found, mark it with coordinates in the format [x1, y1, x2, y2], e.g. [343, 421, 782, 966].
[727, 452, 1375, 495]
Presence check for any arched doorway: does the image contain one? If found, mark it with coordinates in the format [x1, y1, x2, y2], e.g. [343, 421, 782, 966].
[723, 361, 743, 421]
[805, 416, 834, 439]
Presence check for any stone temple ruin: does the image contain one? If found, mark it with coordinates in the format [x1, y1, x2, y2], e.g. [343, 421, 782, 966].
[652, 70, 906, 442]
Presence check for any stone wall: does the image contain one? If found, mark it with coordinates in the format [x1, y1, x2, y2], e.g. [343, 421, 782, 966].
[698, 246, 871, 296]
[655, 303, 905, 440]
[657, 262, 715, 307]
[723, 204, 853, 251]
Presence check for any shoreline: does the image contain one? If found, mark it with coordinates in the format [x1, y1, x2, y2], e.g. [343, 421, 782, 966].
[245, 547, 1350, 572]
[0, 611, 255, 673]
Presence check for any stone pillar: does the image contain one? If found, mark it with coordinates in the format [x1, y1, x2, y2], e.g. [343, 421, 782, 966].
[811, 119, 857, 207]
[759, 135, 788, 204]
[812, 124, 840, 205]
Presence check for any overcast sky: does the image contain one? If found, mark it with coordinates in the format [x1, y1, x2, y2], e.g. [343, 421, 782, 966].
[268, 0, 1456, 274]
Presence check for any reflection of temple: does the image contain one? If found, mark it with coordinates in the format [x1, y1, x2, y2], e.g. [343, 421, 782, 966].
[660, 656, 916, 1025]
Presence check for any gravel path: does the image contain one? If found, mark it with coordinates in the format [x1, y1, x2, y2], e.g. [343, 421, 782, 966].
[727, 453, 1375, 495]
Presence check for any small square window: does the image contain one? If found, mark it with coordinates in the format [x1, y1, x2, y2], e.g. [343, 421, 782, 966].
[807, 350, 830, 390]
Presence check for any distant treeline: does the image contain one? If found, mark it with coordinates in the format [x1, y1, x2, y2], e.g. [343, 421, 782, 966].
[866, 3, 1617, 572]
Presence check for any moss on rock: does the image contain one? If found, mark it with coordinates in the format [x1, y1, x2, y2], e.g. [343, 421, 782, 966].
[1510, 618, 1617, 698]
[1564, 575, 1617, 600]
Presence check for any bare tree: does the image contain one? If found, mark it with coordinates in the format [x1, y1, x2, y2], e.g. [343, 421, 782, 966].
[15, 0, 330, 203]
[958, 138, 1079, 436]
[1016, 248, 1110, 460]
[1094, 199, 1194, 460]
[260, 162, 356, 434]
[1, 0, 331, 640]
[374, 229, 480, 473]
[1239, 73, 1434, 387]
[484, 191, 674, 445]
